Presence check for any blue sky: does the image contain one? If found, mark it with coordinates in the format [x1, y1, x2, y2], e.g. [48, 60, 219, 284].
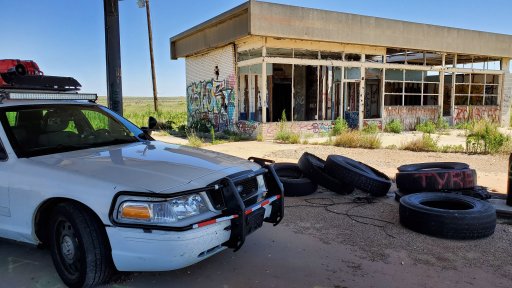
[1, 0, 511, 97]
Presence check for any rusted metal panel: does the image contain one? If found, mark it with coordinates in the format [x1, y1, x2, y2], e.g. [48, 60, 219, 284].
[384, 106, 439, 130]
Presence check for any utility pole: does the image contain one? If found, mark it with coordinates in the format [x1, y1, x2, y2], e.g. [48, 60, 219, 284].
[104, 0, 123, 115]
[139, 0, 158, 112]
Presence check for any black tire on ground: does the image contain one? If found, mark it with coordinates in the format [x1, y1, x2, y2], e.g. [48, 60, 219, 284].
[274, 163, 318, 197]
[396, 163, 477, 193]
[49, 202, 114, 287]
[397, 162, 469, 172]
[324, 155, 391, 197]
[399, 193, 496, 240]
[297, 152, 354, 195]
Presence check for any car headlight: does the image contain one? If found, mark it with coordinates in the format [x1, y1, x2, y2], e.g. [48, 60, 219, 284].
[115, 193, 210, 225]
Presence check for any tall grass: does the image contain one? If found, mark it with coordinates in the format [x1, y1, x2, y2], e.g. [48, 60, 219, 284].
[274, 110, 301, 144]
[97, 96, 187, 129]
[332, 130, 381, 149]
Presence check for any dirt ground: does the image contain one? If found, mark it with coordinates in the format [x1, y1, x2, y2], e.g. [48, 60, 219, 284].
[1, 138, 511, 287]
[198, 140, 510, 194]
[160, 137, 512, 287]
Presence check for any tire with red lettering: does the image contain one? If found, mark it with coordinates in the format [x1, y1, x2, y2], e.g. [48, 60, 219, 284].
[399, 193, 496, 239]
[398, 162, 469, 172]
[298, 152, 355, 195]
[396, 162, 477, 194]
[274, 163, 318, 197]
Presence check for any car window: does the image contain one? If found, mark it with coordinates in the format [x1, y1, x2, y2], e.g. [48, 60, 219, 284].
[0, 104, 142, 158]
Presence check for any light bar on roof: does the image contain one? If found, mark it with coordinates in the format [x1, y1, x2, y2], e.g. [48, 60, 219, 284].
[2, 91, 98, 101]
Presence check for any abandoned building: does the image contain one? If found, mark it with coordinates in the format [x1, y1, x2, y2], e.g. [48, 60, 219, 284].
[170, 1, 512, 138]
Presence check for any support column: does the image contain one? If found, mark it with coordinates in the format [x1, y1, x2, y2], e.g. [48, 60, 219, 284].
[451, 54, 457, 120]
[322, 66, 327, 120]
[380, 57, 386, 121]
[500, 58, 511, 127]
[291, 64, 295, 121]
[359, 55, 365, 129]
[439, 54, 446, 118]
[261, 45, 267, 123]
[340, 66, 345, 120]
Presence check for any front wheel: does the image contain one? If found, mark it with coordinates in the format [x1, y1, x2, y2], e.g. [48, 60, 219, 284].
[49, 203, 113, 287]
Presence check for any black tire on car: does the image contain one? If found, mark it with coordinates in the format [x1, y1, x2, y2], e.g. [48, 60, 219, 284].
[274, 163, 318, 197]
[49, 202, 114, 287]
[396, 162, 476, 193]
[297, 152, 355, 195]
[324, 155, 391, 197]
[399, 193, 496, 240]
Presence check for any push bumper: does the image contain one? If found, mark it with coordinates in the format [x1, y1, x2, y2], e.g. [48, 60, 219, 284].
[107, 157, 284, 271]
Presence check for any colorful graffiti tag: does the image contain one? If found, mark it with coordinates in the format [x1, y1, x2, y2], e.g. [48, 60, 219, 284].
[384, 106, 439, 130]
[187, 76, 236, 131]
[262, 121, 335, 139]
[235, 120, 260, 136]
[453, 106, 500, 124]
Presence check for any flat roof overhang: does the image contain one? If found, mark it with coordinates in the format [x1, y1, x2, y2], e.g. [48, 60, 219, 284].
[170, 1, 512, 60]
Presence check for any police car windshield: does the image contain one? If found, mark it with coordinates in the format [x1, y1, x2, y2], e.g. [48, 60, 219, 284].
[0, 104, 142, 157]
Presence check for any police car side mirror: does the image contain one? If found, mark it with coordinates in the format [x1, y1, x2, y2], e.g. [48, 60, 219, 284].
[148, 116, 157, 130]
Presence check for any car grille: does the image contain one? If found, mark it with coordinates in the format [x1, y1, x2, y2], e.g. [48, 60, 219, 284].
[235, 177, 260, 206]
[207, 171, 262, 210]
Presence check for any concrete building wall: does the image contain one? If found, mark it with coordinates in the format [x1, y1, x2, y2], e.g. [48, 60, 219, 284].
[383, 106, 440, 131]
[186, 45, 237, 131]
[250, 1, 512, 58]
[501, 73, 512, 127]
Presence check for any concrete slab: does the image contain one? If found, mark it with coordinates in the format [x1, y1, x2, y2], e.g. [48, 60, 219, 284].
[489, 198, 512, 217]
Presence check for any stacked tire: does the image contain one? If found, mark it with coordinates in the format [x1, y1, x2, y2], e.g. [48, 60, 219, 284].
[273, 152, 392, 197]
[394, 162, 489, 201]
[395, 162, 496, 239]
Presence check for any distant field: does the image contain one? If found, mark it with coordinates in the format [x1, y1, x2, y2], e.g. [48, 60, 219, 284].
[97, 96, 187, 128]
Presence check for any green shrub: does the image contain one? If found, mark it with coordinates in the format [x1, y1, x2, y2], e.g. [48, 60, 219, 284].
[455, 121, 472, 130]
[385, 119, 403, 134]
[331, 117, 349, 136]
[362, 122, 379, 134]
[274, 109, 301, 144]
[187, 130, 204, 147]
[190, 119, 212, 133]
[333, 130, 381, 149]
[435, 117, 450, 130]
[415, 120, 436, 134]
[438, 144, 465, 153]
[402, 134, 439, 152]
[256, 129, 264, 142]
[466, 120, 510, 154]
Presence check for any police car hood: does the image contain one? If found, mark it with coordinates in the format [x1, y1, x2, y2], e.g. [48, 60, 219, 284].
[29, 141, 261, 193]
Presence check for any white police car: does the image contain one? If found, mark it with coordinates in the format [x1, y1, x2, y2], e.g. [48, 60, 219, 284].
[0, 90, 283, 287]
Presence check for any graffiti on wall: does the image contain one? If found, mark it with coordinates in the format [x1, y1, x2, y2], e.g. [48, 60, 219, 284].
[187, 76, 236, 131]
[236, 120, 259, 136]
[262, 121, 335, 139]
[384, 106, 439, 130]
[453, 106, 500, 124]
[363, 119, 383, 130]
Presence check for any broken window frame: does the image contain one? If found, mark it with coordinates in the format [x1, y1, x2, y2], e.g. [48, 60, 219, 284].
[384, 69, 439, 107]
[454, 73, 500, 106]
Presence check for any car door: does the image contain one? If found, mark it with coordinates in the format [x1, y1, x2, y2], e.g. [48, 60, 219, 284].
[0, 140, 9, 217]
